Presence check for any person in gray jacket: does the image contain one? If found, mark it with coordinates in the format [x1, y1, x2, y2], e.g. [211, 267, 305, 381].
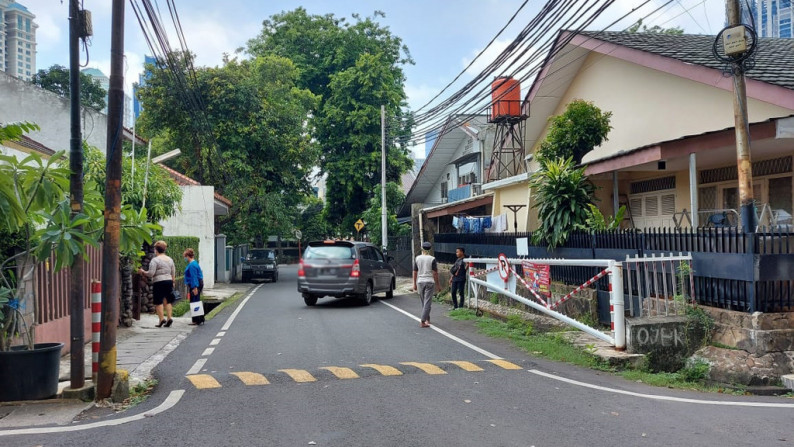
[138, 240, 177, 327]
[413, 241, 440, 328]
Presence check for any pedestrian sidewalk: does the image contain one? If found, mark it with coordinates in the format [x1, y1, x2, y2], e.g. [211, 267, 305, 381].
[0, 282, 254, 430]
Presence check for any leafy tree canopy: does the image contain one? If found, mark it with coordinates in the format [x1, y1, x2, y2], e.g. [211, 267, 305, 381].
[82, 144, 182, 224]
[626, 18, 684, 35]
[537, 99, 612, 165]
[136, 51, 320, 244]
[247, 8, 415, 228]
[30, 64, 107, 111]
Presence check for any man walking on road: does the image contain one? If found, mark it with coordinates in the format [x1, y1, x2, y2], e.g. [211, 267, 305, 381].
[413, 241, 440, 328]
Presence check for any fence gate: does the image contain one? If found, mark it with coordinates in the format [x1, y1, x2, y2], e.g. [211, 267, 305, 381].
[388, 236, 413, 277]
[466, 257, 626, 349]
[624, 253, 694, 318]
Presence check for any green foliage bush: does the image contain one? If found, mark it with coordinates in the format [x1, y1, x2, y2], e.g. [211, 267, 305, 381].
[161, 236, 200, 275]
[530, 157, 595, 249]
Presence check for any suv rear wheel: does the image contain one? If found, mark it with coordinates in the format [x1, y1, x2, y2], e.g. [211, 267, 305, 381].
[385, 279, 394, 299]
[303, 293, 318, 306]
[360, 282, 373, 306]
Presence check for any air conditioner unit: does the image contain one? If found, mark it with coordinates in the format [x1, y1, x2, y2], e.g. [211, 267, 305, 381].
[472, 183, 482, 196]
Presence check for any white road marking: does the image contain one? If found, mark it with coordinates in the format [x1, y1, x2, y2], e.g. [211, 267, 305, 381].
[529, 369, 794, 408]
[380, 301, 501, 360]
[209, 338, 221, 346]
[0, 390, 185, 436]
[217, 331, 226, 337]
[202, 347, 215, 356]
[186, 358, 207, 375]
[221, 284, 263, 331]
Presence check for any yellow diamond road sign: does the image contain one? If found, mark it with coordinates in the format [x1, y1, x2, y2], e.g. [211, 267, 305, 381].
[354, 219, 365, 232]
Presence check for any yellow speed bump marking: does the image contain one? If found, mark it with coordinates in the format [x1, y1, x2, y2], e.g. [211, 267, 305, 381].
[231, 372, 270, 385]
[487, 359, 523, 370]
[400, 362, 447, 375]
[279, 369, 317, 383]
[361, 364, 403, 376]
[320, 366, 360, 379]
[443, 361, 484, 372]
[186, 374, 221, 389]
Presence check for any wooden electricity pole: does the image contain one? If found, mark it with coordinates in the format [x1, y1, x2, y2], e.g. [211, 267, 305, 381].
[68, 0, 85, 390]
[97, 0, 125, 400]
[727, 0, 756, 232]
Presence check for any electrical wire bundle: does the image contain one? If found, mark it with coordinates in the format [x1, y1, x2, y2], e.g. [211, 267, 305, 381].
[407, 0, 710, 147]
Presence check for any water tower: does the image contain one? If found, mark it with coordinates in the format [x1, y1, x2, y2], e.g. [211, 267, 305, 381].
[486, 77, 528, 182]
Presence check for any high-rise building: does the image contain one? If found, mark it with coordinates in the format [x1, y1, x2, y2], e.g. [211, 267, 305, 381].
[0, 0, 38, 81]
[132, 55, 157, 122]
[742, 0, 793, 38]
[82, 67, 133, 128]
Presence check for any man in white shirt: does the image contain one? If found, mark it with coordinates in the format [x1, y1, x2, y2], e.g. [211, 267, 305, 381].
[413, 241, 440, 328]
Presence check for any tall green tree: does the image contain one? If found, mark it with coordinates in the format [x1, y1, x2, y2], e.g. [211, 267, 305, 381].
[247, 9, 415, 230]
[30, 64, 107, 111]
[136, 52, 319, 244]
[538, 99, 612, 165]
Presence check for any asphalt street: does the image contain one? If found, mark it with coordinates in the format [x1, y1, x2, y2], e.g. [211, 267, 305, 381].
[5, 265, 794, 446]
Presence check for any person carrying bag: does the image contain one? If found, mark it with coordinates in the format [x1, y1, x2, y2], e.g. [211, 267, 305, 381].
[183, 248, 205, 326]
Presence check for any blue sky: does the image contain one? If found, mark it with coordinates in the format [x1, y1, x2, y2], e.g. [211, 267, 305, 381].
[24, 0, 726, 155]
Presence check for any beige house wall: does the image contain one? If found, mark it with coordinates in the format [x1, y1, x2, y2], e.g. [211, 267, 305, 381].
[532, 54, 794, 163]
[491, 182, 531, 232]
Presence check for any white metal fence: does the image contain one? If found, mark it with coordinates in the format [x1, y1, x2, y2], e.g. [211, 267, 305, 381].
[624, 253, 694, 318]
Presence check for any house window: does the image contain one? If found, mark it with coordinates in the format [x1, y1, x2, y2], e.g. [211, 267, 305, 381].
[440, 181, 448, 201]
[628, 176, 676, 228]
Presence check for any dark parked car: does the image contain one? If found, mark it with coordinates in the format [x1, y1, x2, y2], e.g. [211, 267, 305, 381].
[297, 240, 396, 306]
[241, 248, 279, 283]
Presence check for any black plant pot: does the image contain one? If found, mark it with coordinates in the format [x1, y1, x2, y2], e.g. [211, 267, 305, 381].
[0, 342, 64, 402]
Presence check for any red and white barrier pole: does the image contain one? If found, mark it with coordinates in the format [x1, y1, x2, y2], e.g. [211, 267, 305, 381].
[91, 280, 102, 382]
[608, 261, 626, 350]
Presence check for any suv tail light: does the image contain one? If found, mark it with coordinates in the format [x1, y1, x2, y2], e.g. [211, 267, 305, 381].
[298, 261, 305, 277]
[350, 259, 360, 278]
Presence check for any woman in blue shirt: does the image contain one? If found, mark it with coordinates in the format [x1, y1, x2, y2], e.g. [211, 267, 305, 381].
[183, 248, 205, 326]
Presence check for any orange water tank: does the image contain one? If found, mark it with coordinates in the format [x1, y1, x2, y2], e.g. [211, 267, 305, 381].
[491, 77, 521, 119]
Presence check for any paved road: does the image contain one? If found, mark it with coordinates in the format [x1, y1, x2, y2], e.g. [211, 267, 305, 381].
[7, 265, 794, 446]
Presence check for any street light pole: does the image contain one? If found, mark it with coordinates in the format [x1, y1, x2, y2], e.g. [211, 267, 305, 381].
[381, 105, 388, 254]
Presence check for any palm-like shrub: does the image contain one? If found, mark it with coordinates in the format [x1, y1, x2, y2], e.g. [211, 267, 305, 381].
[530, 157, 595, 249]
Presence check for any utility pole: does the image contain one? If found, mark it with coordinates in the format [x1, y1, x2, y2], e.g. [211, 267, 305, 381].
[68, 0, 85, 391]
[97, 0, 125, 400]
[727, 0, 755, 232]
[381, 105, 388, 254]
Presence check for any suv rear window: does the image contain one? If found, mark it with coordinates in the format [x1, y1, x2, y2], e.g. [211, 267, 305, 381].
[248, 250, 274, 260]
[304, 245, 355, 260]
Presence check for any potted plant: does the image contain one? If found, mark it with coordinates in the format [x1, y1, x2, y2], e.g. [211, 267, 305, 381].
[0, 122, 159, 401]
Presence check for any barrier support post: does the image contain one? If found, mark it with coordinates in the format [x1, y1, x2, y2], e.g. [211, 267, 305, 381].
[608, 261, 626, 350]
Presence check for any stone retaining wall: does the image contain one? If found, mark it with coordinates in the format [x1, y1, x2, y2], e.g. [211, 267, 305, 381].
[705, 307, 794, 355]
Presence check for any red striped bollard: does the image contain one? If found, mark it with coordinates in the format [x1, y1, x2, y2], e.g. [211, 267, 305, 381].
[91, 280, 101, 382]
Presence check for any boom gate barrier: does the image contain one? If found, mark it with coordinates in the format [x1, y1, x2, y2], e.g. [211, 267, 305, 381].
[466, 257, 626, 350]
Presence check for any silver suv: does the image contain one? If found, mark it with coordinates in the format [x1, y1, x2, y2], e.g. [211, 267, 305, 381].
[297, 240, 396, 306]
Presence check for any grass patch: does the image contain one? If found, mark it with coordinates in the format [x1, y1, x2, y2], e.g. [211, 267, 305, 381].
[172, 299, 190, 317]
[170, 293, 242, 319]
[710, 342, 741, 350]
[450, 309, 611, 371]
[205, 293, 241, 320]
[126, 379, 157, 407]
[448, 307, 729, 393]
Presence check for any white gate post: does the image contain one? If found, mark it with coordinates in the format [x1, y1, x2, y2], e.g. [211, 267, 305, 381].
[609, 260, 626, 350]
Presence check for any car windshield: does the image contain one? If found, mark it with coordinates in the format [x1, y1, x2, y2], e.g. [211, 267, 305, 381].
[248, 250, 274, 260]
[304, 245, 354, 260]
